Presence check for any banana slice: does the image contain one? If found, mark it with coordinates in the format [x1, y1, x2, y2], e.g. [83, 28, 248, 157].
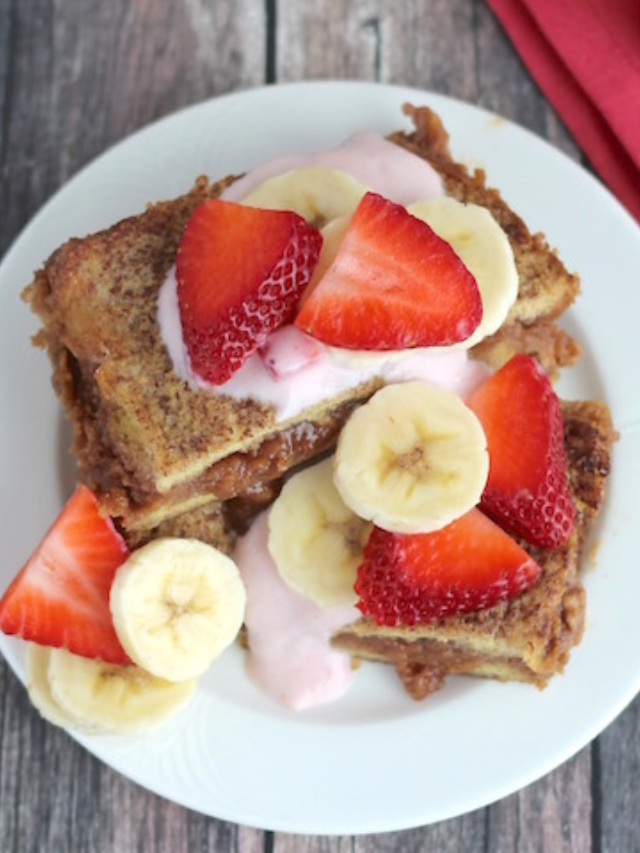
[301, 215, 351, 306]
[240, 166, 369, 226]
[45, 647, 196, 735]
[267, 457, 372, 607]
[334, 381, 489, 534]
[110, 538, 246, 682]
[25, 644, 97, 731]
[409, 196, 519, 347]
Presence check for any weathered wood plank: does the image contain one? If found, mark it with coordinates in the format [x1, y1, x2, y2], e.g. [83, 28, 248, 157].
[484, 749, 592, 853]
[0, 0, 266, 256]
[594, 696, 640, 853]
[276, 0, 478, 90]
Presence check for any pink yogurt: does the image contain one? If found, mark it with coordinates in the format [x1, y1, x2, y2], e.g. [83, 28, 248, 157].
[221, 131, 443, 207]
[158, 269, 489, 420]
[233, 512, 360, 710]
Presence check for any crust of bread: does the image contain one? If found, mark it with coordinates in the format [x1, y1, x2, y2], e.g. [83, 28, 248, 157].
[122, 498, 234, 554]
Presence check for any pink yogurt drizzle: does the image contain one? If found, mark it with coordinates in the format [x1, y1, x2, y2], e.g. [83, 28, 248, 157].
[220, 130, 443, 207]
[233, 512, 360, 711]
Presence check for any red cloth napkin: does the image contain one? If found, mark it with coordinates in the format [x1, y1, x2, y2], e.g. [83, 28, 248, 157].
[487, 0, 640, 224]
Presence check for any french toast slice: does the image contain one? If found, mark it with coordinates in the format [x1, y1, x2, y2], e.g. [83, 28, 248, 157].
[23, 105, 581, 534]
[332, 399, 615, 698]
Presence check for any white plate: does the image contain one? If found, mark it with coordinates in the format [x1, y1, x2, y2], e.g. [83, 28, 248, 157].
[1, 81, 639, 835]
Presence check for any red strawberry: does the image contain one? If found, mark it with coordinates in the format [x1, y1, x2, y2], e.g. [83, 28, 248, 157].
[294, 192, 482, 349]
[0, 485, 130, 664]
[355, 509, 541, 626]
[466, 353, 575, 549]
[177, 198, 322, 385]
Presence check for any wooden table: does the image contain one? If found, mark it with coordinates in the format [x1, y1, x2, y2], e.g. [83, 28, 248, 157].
[1, 2, 637, 850]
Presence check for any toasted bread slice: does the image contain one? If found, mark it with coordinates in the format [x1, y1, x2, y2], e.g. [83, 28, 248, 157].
[24, 106, 581, 532]
[121, 497, 235, 554]
[332, 399, 615, 698]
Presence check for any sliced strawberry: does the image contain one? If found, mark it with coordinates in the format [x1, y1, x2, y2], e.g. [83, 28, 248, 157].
[294, 192, 482, 349]
[0, 484, 130, 663]
[177, 198, 322, 385]
[467, 353, 575, 549]
[355, 509, 541, 626]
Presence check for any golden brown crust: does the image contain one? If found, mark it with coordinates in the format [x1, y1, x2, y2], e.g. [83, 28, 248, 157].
[472, 319, 581, 380]
[332, 399, 616, 699]
[122, 499, 235, 554]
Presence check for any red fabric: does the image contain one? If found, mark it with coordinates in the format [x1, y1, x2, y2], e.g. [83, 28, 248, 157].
[487, 0, 640, 224]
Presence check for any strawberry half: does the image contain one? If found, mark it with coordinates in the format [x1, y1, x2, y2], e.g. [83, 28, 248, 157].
[294, 192, 482, 349]
[467, 353, 575, 549]
[355, 509, 541, 626]
[0, 485, 130, 663]
[177, 198, 322, 385]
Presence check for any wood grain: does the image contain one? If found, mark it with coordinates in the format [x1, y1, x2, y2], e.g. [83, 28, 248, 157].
[1, 1, 638, 850]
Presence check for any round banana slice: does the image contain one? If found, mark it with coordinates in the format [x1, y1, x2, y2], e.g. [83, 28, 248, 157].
[110, 538, 246, 682]
[301, 215, 351, 306]
[313, 215, 349, 280]
[334, 381, 489, 534]
[267, 457, 372, 607]
[25, 644, 97, 732]
[409, 196, 519, 347]
[240, 166, 369, 226]
[46, 647, 196, 735]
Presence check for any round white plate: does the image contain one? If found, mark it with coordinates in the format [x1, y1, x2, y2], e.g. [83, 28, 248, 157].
[1, 82, 639, 835]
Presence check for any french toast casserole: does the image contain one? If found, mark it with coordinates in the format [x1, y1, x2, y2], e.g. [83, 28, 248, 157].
[20, 103, 615, 704]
